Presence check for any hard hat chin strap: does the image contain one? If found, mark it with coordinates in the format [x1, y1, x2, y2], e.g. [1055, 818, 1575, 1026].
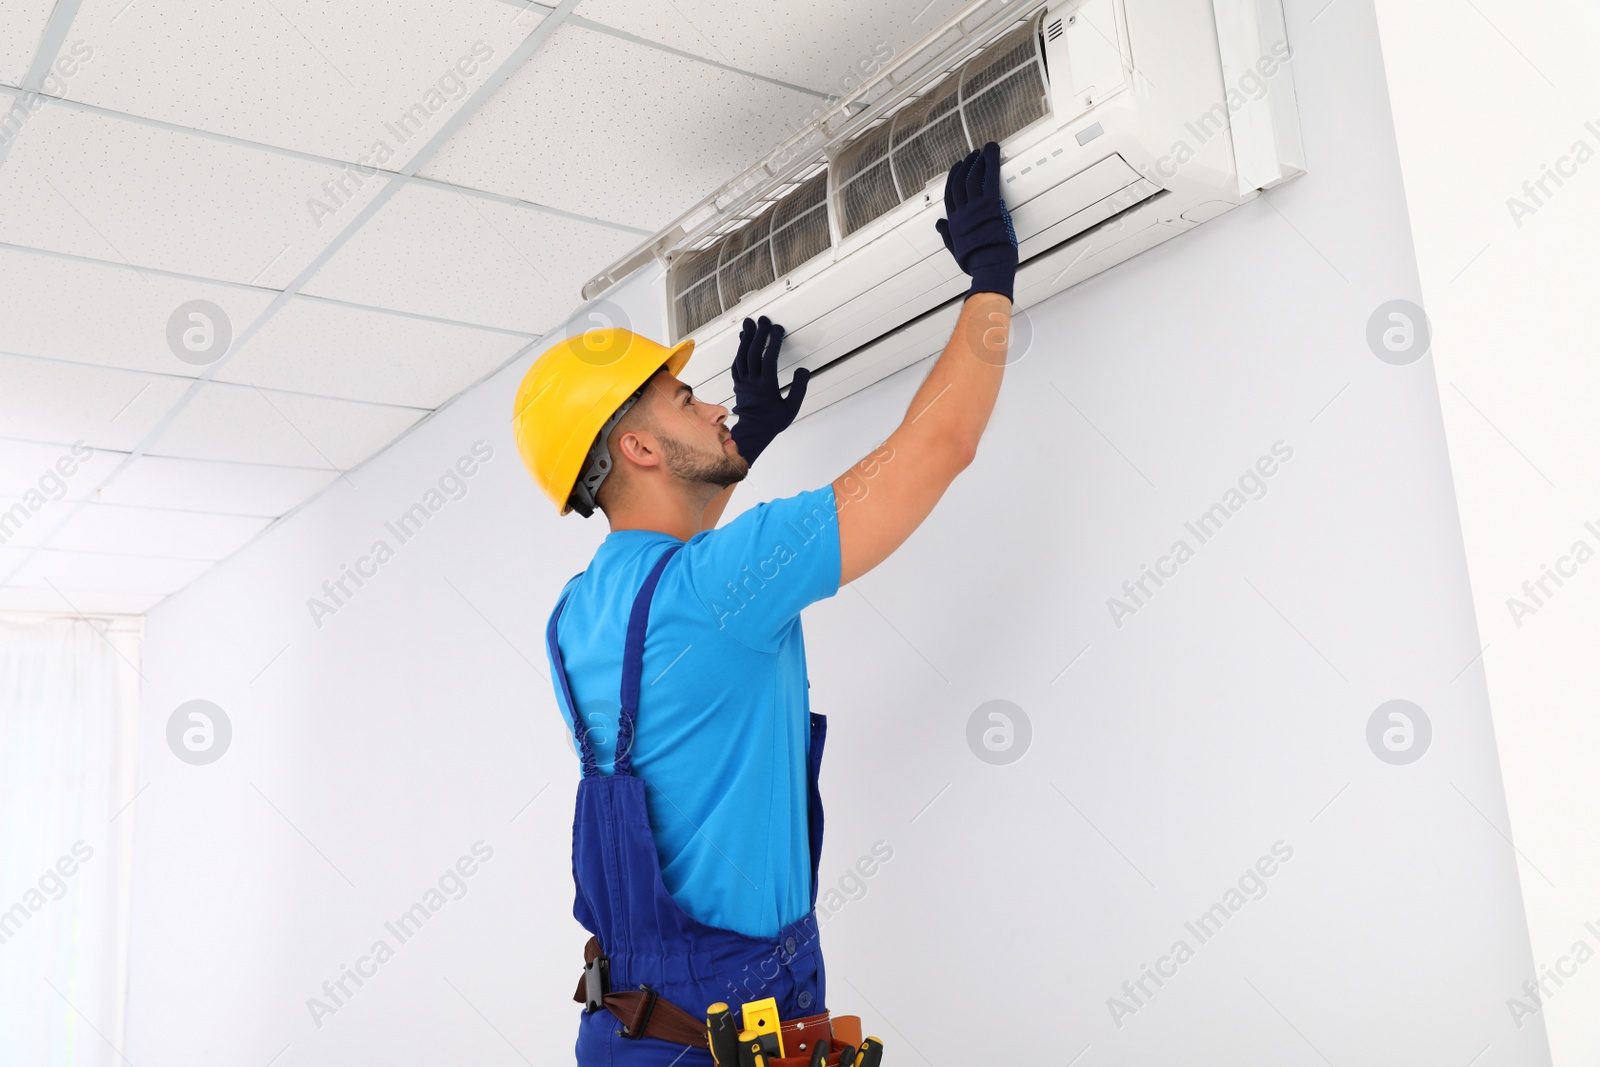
[568, 384, 647, 518]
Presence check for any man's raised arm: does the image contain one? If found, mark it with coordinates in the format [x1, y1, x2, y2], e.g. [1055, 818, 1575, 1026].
[834, 142, 1018, 585]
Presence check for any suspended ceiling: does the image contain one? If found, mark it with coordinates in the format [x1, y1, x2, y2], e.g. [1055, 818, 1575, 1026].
[0, 0, 970, 614]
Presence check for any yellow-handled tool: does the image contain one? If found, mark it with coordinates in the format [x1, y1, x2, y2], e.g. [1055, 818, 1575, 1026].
[738, 1027, 779, 1066]
[706, 1003, 741, 1066]
[741, 997, 785, 1058]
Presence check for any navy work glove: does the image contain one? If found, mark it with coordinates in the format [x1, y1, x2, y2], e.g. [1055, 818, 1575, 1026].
[729, 315, 809, 466]
[935, 141, 1018, 302]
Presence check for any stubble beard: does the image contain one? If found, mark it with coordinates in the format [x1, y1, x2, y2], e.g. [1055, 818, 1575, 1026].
[660, 431, 748, 490]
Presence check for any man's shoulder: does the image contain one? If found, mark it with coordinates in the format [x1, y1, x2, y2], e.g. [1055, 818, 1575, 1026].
[687, 484, 839, 551]
[675, 485, 842, 652]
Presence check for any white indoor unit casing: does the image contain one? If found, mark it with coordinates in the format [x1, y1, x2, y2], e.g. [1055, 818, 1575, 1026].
[582, 0, 1306, 416]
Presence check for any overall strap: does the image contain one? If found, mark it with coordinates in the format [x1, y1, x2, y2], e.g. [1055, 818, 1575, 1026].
[614, 543, 683, 777]
[545, 575, 600, 778]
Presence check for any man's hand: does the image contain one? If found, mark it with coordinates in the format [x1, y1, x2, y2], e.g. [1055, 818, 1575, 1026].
[935, 141, 1019, 302]
[729, 315, 810, 466]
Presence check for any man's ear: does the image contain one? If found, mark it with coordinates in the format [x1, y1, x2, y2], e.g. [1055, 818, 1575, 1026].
[612, 424, 661, 470]
[612, 369, 668, 471]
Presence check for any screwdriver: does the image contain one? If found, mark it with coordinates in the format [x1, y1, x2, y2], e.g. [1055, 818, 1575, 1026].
[856, 1037, 885, 1066]
[738, 1028, 778, 1067]
[706, 1003, 740, 1066]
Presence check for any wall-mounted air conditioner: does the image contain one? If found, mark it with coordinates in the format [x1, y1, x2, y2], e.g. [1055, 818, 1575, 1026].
[582, 0, 1304, 416]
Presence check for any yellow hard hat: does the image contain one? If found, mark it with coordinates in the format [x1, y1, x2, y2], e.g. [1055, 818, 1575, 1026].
[513, 327, 694, 516]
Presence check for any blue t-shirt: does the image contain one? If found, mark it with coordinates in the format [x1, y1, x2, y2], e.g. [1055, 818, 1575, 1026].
[547, 485, 841, 938]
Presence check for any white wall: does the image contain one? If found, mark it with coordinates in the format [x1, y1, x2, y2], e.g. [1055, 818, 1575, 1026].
[127, 2, 1552, 1064]
[1373, 2, 1600, 1064]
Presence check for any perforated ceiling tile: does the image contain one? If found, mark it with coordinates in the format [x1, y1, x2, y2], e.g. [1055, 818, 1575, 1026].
[66, 0, 543, 161]
[0, 246, 278, 377]
[0, 354, 191, 452]
[0, 436, 125, 499]
[0, 103, 393, 289]
[5, 545, 213, 594]
[420, 23, 821, 232]
[46, 503, 272, 559]
[301, 180, 640, 333]
[216, 295, 530, 407]
[96, 455, 338, 515]
[147, 380, 427, 470]
[574, 0, 969, 94]
[0, 0, 55, 87]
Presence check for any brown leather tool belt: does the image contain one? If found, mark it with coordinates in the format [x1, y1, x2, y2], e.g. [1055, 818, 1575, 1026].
[573, 936, 861, 1064]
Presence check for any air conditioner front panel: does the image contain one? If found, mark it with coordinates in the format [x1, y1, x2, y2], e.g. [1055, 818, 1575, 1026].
[796, 200, 1198, 418]
[683, 146, 1148, 375]
[1020, 176, 1161, 260]
[682, 189, 1174, 409]
[1008, 152, 1143, 239]
[684, 248, 962, 400]
[798, 259, 959, 356]
[805, 301, 968, 412]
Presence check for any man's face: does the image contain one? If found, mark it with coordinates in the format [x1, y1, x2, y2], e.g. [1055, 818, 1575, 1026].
[634, 370, 747, 489]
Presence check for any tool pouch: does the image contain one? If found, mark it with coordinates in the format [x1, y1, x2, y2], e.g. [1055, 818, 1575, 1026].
[752, 1013, 862, 1066]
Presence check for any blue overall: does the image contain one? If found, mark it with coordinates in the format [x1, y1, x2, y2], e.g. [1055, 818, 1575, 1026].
[547, 543, 829, 1065]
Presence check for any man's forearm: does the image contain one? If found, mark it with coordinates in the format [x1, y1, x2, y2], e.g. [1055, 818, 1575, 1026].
[899, 292, 1011, 464]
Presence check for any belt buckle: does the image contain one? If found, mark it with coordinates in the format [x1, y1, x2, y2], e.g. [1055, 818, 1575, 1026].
[583, 954, 610, 1013]
[618, 983, 658, 1040]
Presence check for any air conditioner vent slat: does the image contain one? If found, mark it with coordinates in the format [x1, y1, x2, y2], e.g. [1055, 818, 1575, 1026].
[836, 123, 901, 235]
[717, 210, 776, 313]
[672, 246, 724, 337]
[836, 17, 1048, 237]
[888, 75, 968, 201]
[771, 172, 831, 276]
[962, 61, 1050, 151]
[960, 26, 1042, 101]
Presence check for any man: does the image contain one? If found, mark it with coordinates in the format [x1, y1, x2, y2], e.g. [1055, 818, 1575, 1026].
[514, 142, 1017, 1065]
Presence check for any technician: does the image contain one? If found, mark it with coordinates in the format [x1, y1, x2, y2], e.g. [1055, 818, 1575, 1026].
[513, 142, 1017, 1066]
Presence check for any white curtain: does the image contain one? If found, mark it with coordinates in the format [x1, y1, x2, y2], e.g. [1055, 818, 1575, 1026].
[0, 615, 141, 1067]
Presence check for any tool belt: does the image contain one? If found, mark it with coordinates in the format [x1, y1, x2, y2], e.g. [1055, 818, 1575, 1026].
[574, 936, 862, 1065]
